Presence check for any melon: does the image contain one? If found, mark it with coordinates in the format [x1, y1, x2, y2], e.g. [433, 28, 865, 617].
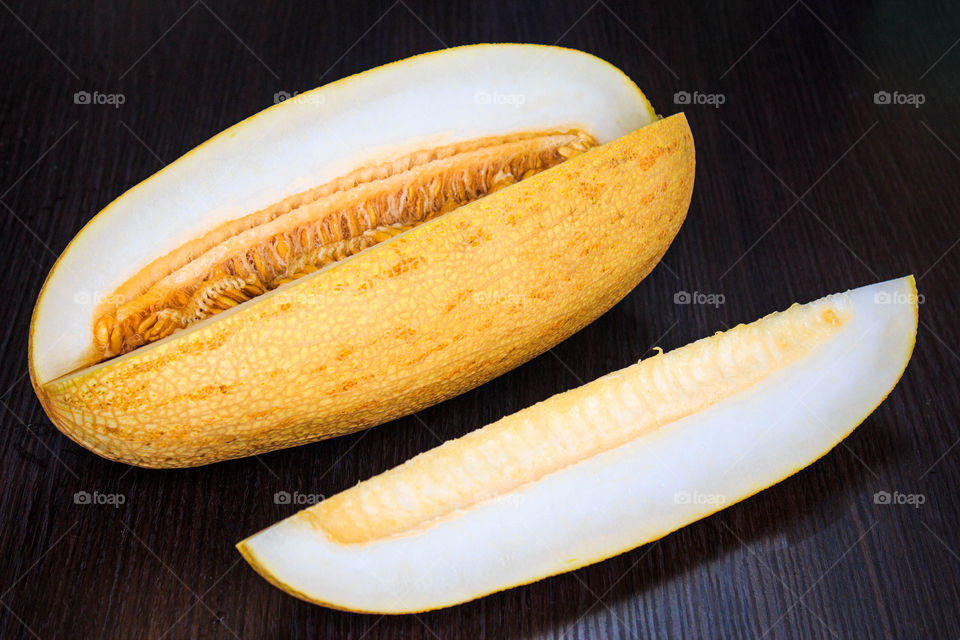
[28, 44, 695, 467]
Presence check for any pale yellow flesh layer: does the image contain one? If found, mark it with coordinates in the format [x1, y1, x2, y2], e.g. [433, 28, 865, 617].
[36, 114, 694, 468]
[307, 303, 848, 544]
[237, 276, 918, 613]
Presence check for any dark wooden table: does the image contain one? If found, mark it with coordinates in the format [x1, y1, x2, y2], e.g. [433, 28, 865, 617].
[2, 1, 958, 638]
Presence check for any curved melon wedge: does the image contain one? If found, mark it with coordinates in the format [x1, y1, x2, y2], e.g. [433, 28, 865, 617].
[238, 276, 918, 613]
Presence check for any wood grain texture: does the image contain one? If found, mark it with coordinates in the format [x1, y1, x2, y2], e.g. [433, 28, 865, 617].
[1, 1, 958, 638]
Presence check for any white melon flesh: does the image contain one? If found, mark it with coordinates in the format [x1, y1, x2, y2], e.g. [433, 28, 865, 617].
[31, 44, 655, 383]
[238, 276, 917, 613]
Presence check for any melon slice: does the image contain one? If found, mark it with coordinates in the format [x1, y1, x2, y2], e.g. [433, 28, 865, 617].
[238, 276, 918, 613]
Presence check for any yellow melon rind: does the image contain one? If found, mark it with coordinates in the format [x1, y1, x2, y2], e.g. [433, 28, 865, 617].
[33, 113, 694, 468]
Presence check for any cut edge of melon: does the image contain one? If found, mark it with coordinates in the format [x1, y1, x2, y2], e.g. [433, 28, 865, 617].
[237, 276, 918, 614]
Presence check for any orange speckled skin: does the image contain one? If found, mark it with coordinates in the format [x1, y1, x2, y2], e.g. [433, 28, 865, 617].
[31, 114, 694, 468]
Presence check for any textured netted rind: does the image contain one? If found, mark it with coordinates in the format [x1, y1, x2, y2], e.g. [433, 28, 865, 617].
[37, 114, 694, 468]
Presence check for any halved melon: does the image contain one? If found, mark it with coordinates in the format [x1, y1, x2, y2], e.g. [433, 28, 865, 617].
[28, 44, 695, 467]
[238, 276, 918, 613]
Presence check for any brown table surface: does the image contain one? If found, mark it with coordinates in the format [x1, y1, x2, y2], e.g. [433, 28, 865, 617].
[2, 1, 959, 638]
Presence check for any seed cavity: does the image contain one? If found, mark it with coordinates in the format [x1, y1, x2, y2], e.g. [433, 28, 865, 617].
[92, 129, 597, 362]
